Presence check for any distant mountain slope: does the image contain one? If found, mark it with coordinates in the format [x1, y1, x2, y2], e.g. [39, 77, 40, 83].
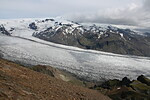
[32, 21, 150, 57]
[1, 18, 149, 57]
[0, 58, 111, 100]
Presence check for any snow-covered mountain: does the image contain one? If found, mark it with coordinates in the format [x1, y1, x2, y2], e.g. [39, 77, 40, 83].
[32, 20, 150, 57]
[0, 18, 80, 37]
[1, 17, 150, 57]
[0, 18, 150, 81]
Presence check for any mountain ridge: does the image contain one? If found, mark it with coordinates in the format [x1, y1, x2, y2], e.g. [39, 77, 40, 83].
[1, 18, 150, 57]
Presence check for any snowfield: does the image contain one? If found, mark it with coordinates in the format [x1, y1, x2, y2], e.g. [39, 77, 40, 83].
[0, 18, 150, 81]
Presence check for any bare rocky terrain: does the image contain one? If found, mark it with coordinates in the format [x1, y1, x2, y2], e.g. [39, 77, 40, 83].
[0, 58, 111, 100]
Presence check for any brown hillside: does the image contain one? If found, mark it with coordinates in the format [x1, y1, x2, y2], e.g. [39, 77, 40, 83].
[0, 59, 111, 100]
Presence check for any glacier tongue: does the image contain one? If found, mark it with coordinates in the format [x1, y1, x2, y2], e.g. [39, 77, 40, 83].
[0, 18, 150, 81]
[0, 34, 150, 81]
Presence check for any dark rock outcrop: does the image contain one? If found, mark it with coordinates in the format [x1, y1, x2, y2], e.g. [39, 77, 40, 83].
[121, 77, 131, 86]
[29, 22, 37, 30]
[92, 75, 150, 100]
[0, 25, 11, 36]
[137, 75, 150, 86]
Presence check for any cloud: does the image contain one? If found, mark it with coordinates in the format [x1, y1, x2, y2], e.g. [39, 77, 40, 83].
[0, 0, 141, 19]
[143, 0, 150, 11]
[0, 0, 110, 18]
[65, 4, 139, 25]
[64, 0, 150, 31]
[0, 0, 150, 32]
[65, 12, 138, 26]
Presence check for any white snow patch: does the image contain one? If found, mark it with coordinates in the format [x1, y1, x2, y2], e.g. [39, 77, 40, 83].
[120, 33, 124, 38]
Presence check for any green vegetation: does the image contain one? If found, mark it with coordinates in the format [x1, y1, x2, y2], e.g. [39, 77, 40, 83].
[131, 80, 150, 95]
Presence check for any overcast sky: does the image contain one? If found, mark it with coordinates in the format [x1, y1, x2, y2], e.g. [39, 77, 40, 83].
[0, 0, 150, 31]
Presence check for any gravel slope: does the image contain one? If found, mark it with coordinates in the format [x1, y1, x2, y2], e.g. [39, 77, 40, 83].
[0, 59, 111, 100]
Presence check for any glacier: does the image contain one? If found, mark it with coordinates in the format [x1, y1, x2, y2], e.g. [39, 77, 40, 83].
[0, 18, 150, 81]
[0, 34, 150, 81]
